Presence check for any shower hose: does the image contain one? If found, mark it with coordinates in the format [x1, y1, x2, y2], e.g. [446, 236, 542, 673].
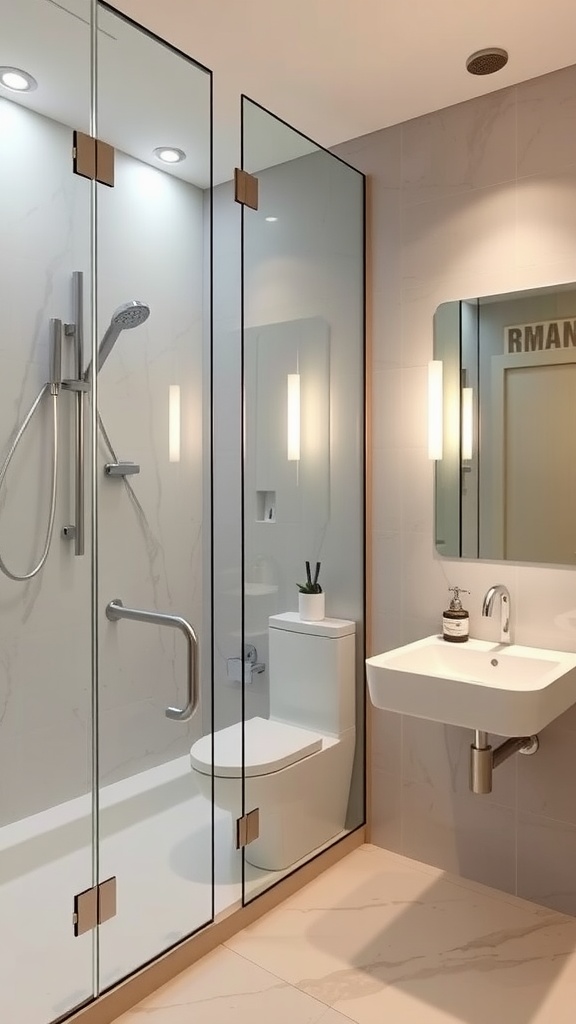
[0, 383, 58, 581]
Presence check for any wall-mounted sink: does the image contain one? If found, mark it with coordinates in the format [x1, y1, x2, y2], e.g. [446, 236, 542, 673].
[366, 635, 576, 735]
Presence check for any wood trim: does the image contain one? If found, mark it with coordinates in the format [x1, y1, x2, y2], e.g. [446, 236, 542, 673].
[67, 828, 365, 1024]
[364, 174, 373, 843]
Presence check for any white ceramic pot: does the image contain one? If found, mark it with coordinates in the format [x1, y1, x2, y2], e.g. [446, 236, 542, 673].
[298, 591, 325, 621]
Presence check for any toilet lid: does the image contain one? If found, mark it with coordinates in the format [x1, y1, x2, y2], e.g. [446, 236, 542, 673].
[190, 717, 324, 778]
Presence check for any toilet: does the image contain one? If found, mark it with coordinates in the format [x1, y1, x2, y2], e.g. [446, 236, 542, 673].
[190, 612, 356, 870]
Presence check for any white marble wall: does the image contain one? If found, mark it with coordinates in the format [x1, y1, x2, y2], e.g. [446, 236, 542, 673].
[0, 98, 92, 826]
[0, 97, 205, 823]
[334, 62, 576, 917]
[96, 151, 205, 786]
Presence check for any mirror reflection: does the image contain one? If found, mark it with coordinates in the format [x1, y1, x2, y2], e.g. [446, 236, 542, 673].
[434, 282, 576, 564]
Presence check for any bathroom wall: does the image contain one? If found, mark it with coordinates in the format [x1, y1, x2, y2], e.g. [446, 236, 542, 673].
[0, 97, 205, 824]
[334, 62, 576, 917]
[97, 149, 205, 786]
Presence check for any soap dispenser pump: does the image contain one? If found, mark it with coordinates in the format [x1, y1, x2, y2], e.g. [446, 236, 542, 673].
[443, 587, 470, 643]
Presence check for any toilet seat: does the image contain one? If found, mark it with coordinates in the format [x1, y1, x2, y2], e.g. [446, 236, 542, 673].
[190, 716, 324, 779]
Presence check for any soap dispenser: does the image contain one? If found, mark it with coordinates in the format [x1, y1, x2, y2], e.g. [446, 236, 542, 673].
[442, 587, 470, 643]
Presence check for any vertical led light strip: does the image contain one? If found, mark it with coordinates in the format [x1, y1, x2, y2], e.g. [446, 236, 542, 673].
[287, 373, 301, 461]
[169, 384, 181, 463]
[461, 386, 474, 461]
[427, 360, 443, 460]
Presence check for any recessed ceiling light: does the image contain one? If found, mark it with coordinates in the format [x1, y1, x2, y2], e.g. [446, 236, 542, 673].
[0, 66, 38, 92]
[153, 147, 186, 164]
[265, 216, 278, 222]
[466, 48, 508, 76]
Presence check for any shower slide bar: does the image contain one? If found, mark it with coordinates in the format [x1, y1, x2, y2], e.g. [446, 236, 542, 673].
[106, 599, 199, 721]
[61, 270, 88, 557]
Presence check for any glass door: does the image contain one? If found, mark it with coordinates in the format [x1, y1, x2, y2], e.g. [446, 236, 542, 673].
[240, 97, 366, 903]
[0, 1, 95, 1020]
[94, 3, 213, 989]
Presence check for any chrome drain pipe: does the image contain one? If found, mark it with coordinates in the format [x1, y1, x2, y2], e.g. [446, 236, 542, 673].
[470, 730, 539, 794]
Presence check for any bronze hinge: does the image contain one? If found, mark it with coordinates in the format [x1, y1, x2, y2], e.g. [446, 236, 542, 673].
[73, 876, 117, 936]
[236, 807, 260, 849]
[234, 168, 259, 210]
[73, 131, 115, 187]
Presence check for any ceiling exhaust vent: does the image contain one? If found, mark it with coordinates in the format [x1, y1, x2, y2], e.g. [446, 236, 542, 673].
[466, 48, 508, 76]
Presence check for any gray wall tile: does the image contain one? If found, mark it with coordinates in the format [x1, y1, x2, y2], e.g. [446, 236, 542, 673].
[336, 61, 576, 918]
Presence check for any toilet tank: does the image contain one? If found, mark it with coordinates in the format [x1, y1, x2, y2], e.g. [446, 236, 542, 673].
[268, 613, 356, 736]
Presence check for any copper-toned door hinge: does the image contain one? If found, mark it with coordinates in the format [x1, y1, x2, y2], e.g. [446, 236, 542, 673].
[234, 168, 259, 210]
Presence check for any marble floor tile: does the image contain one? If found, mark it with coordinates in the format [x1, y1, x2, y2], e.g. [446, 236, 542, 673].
[116, 946, 331, 1024]
[114, 845, 576, 1024]
[317, 1010, 357, 1024]
[226, 845, 576, 1024]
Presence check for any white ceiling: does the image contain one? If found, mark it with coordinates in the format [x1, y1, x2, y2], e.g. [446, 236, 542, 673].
[3, 1, 576, 187]
[114, 0, 576, 182]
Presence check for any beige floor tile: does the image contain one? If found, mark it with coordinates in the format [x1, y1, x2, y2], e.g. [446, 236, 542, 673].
[226, 844, 576, 1024]
[116, 946, 330, 1024]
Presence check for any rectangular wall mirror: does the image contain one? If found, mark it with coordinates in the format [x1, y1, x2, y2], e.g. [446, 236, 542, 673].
[434, 282, 576, 564]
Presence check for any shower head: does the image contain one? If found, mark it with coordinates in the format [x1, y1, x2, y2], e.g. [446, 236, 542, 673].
[109, 301, 150, 332]
[85, 300, 150, 380]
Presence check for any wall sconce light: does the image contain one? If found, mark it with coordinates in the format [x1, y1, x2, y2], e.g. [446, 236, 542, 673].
[461, 386, 474, 461]
[287, 373, 301, 461]
[169, 384, 181, 463]
[428, 360, 443, 460]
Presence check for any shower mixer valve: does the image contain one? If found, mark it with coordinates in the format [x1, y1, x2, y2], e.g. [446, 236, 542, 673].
[227, 644, 266, 684]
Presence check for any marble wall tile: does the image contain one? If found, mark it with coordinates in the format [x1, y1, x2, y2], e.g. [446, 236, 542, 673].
[400, 290, 437, 367]
[399, 530, 448, 624]
[516, 169, 576, 270]
[371, 446, 402, 535]
[370, 768, 402, 853]
[517, 65, 576, 179]
[371, 709, 401, 775]
[371, 285, 402, 370]
[515, 564, 576, 652]
[401, 716, 517, 808]
[401, 780, 517, 894]
[369, 611, 402, 658]
[399, 446, 433, 534]
[517, 725, 576, 826]
[346, 61, 576, 918]
[517, 811, 576, 916]
[402, 87, 516, 207]
[401, 183, 517, 300]
[371, 532, 403, 621]
[399, 365, 428, 448]
[371, 368, 403, 449]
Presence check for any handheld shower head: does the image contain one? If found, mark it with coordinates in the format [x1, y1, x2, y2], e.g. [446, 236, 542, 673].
[110, 301, 150, 332]
[84, 300, 150, 380]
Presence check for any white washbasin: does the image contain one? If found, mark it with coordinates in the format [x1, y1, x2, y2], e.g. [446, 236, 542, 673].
[366, 635, 576, 735]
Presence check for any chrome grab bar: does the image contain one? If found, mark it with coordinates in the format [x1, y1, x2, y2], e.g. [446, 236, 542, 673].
[105, 598, 199, 721]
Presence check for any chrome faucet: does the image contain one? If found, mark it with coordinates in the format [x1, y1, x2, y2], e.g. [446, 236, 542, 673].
[482, 584, 511, 644]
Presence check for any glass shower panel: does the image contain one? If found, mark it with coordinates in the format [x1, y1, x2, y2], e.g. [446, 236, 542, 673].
[95, 4, 213, 988]
[0, 0, 95, 1021]
[241, 98, 365, 903]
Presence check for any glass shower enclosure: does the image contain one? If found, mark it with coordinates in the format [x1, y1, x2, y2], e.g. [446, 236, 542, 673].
[239, 98, 365, 902]
[0, 3, 365, 1023]
[0, 1, 213, 1020]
